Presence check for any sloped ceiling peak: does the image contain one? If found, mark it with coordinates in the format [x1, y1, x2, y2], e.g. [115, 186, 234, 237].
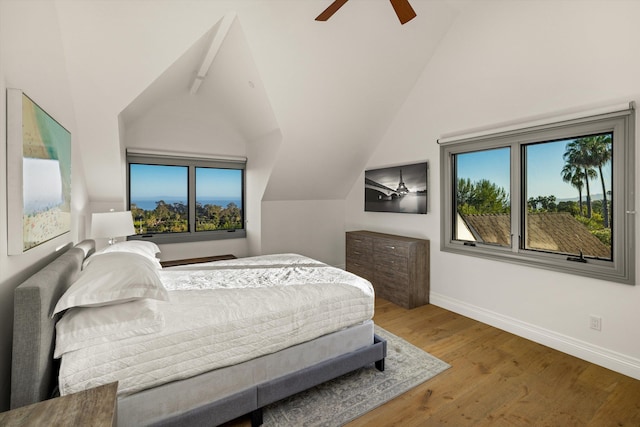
[54, 0, 458, 202]
[243, 0, 459, 201]
[120, 13, 279, 152]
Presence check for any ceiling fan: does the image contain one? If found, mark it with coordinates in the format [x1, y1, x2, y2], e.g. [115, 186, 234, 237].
[316, 0, 417, 25]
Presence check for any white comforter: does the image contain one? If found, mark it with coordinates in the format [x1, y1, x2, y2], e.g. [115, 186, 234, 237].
[58, 254, 374, 397]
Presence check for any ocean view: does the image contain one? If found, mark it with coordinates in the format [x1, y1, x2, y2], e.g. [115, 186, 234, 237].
[131, 197, 242, 211]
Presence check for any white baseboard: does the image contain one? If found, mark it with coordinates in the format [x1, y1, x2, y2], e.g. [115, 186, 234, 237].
[430, 292, 640, 380]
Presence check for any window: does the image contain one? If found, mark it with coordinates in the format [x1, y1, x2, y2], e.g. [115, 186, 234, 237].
[127, 151, 246, 244]
[441, 106, 635, 285]
[130, 164, 189, 233]
[195, 167, 243, 232]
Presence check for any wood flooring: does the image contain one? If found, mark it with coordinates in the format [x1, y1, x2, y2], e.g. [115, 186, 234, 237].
[227, 298, 640, 426]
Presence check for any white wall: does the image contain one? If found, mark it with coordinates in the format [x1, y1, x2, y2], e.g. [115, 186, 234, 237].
[346, 0, 640, 379]
[245, 129, 282, 256]
[0, 0, 90, 410]
[262, 200, 347, 267]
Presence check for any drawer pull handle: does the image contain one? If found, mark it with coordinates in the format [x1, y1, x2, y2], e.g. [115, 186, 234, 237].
[386, 246, 396, 250]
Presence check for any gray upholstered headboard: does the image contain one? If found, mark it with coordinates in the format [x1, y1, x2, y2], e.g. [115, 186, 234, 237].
[10, 239, 95, 409]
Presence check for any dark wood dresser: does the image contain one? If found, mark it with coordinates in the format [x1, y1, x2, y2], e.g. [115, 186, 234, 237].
[346, 230, 430, 309]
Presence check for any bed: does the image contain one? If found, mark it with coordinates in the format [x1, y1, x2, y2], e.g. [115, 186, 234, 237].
[10, 240, 386, 426]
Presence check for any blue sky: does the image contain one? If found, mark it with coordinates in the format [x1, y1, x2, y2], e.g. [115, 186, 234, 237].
[130, 164, 187, 199]
[457, 148, 511, 195]
[457, 139, 612, 201]
[195, 168, 242, 199]
[130, 165, 242, 200]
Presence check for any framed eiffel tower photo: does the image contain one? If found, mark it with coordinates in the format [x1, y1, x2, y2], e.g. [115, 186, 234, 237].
[364, 162, 427, 214]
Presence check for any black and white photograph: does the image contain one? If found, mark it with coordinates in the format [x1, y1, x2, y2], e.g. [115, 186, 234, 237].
[365, 162, 427, 214]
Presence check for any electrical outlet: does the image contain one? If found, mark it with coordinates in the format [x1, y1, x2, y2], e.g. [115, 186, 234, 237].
[590, 315, 602, 331]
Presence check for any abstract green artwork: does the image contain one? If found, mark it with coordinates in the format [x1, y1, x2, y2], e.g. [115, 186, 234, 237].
[7, 89, 71, 253]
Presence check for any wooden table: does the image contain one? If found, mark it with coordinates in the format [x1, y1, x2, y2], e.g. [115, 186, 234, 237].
[0, 382, 118, 426]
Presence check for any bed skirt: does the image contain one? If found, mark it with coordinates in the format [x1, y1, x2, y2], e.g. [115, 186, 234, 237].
[118, 320, 377, 426]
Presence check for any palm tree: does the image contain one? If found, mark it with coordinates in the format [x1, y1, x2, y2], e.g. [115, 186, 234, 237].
[582, 135, 612, 228]
[561, 163, 585, 214]
[563, 139, 597, 218]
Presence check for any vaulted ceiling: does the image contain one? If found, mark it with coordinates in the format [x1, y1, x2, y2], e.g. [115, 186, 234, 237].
[54, 0, 461, 203]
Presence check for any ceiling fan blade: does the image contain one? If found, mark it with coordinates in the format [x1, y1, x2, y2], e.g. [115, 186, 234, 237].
[316, 0, 349, 21]
[389, 0, 416, 24]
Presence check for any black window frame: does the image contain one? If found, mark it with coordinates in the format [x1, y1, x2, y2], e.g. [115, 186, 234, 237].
[126, 151, 246, 244]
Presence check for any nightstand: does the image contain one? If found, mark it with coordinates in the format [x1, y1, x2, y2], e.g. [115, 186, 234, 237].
[0, 382, 118, 426]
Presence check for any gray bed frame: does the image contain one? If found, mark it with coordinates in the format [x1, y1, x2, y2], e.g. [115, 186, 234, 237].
[11, 240, 386, 426]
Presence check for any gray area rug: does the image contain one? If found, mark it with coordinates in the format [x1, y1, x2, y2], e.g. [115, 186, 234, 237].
[263, 326, 450, 426]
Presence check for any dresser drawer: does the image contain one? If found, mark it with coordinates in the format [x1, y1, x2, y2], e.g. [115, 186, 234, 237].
[347, 235, 373, 254]
[347, 235, 372, 266]
[373, 253, 409, 277]
[346, 258, 370, 274]
[372, 277, 409, 307]
[374, 239, 410, 258]
[375, 268, 408, 289]
[346, 247, 370, 264]
[347, 264, 373, 283]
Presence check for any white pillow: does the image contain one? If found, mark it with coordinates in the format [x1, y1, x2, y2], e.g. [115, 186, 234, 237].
[54, 299, 164, 358]
[54, 252, 169, 316]
[84, 241, 162, 269]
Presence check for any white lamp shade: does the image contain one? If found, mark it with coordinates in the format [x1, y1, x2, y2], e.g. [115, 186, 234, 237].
[91, 211, 136, 239]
